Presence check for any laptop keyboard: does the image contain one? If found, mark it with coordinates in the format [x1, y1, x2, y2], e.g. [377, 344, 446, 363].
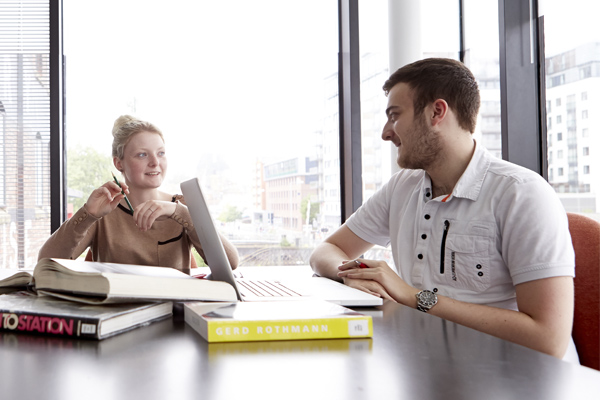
[238, 280, 303, 298]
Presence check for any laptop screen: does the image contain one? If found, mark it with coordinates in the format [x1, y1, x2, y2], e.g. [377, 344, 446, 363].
[180, 177, 243, 300]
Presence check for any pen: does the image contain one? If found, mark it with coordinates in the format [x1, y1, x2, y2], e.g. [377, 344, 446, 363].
[111, 171, 134, 212]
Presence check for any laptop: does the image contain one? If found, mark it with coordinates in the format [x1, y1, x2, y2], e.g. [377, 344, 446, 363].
[180, 178, 382, 307]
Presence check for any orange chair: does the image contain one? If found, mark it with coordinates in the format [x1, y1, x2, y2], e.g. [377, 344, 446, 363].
[568, 212, 600, 370]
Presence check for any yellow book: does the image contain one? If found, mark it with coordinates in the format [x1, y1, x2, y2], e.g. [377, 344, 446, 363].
[184, 300, 373, 343]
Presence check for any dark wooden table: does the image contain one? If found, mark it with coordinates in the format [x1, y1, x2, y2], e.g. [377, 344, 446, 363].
[1, 297, 598, 400]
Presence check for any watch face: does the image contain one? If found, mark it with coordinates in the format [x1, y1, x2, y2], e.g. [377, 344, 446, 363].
[418, 290, 437, 308]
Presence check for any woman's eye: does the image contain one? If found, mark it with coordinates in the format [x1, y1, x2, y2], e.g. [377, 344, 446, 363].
[158, 151, 166, 157]
[136, 152, 147, 158]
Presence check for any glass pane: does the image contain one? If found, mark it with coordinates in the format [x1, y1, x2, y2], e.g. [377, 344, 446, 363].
[0, 2, 51, 270]
[359, 1, 461, 203]
[464, 0, 501, 159]
[358, 0, 502, 200]
[358, 1, 392, 265]
[358, 1, 390, 201]
[421, 0, 460, 58]
[541, 0, 600, 220]
[63, 1, 339, 267]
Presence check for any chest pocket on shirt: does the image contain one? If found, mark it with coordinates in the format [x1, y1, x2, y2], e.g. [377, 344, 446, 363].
[443, 231, 491, 292]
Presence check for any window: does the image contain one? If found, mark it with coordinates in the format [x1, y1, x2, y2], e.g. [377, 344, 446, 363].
[464, 0, 501, 159]
[558, 167, 564, 176]
[557, 115, 562, 124]
[63, 0, 339, 266]
[358, 1, 392, 202]
[557, 132, 563, 141]
[580, 66, 592, 79]
[557, 150, 564, 159]
[35, 132, 46, 207]
[582, 128, 589, 137]
[358, 0, 466, 202]
[0, 1, 51, 269]
[5, 1, 596, 271]
[0, 110, 4, 207]
[541, 0, 600, 216]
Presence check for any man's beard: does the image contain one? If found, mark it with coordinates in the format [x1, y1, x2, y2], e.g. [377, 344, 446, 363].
[397, 114, 443, 171]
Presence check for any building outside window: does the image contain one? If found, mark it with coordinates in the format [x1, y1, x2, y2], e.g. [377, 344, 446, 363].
[543, 0, 600, 214]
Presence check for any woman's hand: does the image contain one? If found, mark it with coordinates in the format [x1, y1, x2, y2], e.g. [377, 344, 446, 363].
[86, 181, 129, 218]
[337, 259, 416, 304]
[133, 200, 177, 231]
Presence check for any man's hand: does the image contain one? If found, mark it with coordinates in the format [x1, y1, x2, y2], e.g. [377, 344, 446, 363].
[338, 258, 415, 304]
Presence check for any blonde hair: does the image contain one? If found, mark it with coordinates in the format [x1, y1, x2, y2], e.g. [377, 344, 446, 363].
[111, 115, 164, 159]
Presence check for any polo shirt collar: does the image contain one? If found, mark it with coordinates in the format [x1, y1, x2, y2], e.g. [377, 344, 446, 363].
[452, 140, 490, 201]
[421, 140, 491, 203]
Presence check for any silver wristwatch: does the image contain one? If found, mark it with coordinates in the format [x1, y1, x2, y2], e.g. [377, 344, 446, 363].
[415, 290, 438, 312]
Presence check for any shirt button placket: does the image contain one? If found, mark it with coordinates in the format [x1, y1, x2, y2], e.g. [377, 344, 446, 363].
[412, 206, 435, 287]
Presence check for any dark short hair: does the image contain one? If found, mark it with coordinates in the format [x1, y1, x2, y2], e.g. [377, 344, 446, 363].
[382, 58, 480, 133]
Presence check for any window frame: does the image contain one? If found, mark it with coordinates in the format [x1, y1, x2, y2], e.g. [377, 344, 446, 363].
[50, 0, 66, 231]
[498, 0, 547, 177]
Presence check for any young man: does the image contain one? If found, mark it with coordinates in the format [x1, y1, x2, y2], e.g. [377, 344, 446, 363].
[309, 58, 578, 362]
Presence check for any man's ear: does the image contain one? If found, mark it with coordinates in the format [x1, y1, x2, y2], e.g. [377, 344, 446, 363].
[430, 99, 449, 127]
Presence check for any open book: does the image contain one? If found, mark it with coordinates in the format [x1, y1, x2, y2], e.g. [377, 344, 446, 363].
[0, 269, 35, 294]
[28, 258, 237, 305]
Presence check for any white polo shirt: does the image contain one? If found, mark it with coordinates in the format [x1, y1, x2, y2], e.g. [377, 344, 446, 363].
[345, 142, 575, 310]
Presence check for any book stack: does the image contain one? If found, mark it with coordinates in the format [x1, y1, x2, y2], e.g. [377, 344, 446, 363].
[2, 258, 376, 344]
[0, 258, 238, 340]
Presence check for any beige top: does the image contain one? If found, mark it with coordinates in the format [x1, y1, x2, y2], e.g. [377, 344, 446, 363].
[38, 195, 204, 274]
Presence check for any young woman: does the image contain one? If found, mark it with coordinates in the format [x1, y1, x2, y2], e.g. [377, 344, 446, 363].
[38, 115, 239, 273]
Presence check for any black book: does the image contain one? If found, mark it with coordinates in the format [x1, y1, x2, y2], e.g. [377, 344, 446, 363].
[0, 293, 173, 340]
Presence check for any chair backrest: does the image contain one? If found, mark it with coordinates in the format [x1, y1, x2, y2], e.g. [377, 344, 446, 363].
[568, 212, 600, 370]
